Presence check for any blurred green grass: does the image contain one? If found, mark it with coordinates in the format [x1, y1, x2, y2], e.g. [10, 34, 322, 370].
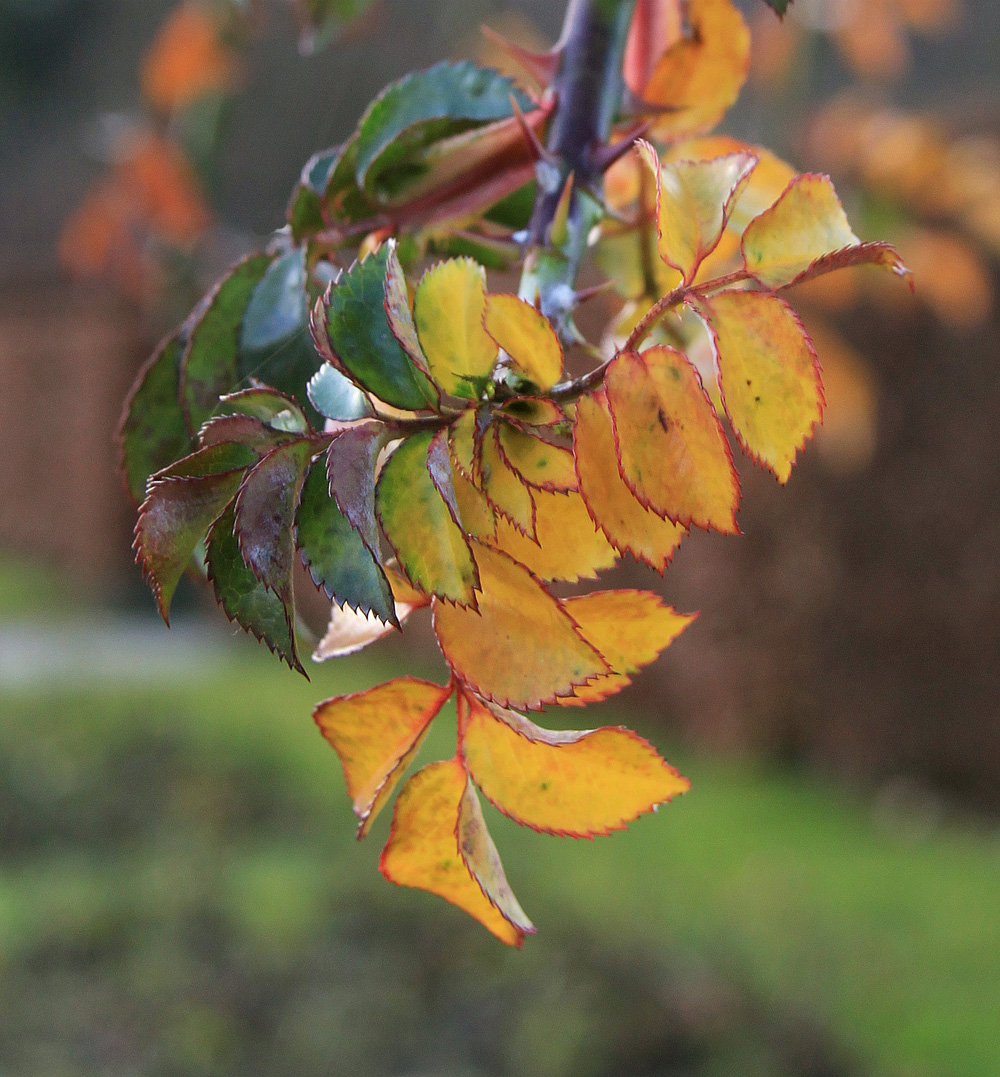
[1, 637, 997, 1076]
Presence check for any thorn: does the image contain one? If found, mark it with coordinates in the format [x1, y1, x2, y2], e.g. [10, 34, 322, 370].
[482, 25, 560, 87]
[587, 122, 653, 175]
[574, 279, 618, 305]
[509, 93, 556, 166]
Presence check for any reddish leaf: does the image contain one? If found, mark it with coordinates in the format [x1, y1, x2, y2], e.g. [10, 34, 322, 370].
[432, 542, 608, 710]
[605, 347, 740, 533]
[458, 693, 690, 837]
[380, 758, 532, 946]
[314, 677, 453, 836]
[574, 392, 686, 573]
[234, 440, 317, 612]
[700, 290, 823, 482]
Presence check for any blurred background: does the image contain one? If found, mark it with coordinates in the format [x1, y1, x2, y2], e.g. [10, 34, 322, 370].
[1, 0, 999, 1073]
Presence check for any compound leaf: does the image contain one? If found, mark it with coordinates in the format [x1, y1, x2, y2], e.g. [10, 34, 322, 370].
[701, 290, 823, 482]
[314, 677, 453, 836]
[432, 542, 607, 709]
[574, 392, 686, 573]
[605, 347, 739, 533]
[458, 693, 690, 837]
[379, 757, 530, 946]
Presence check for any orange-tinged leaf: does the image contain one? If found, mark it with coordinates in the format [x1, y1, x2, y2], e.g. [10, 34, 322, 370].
[497, 423, 576, 492]
[457, 780, 535, 936]
[413, 259, 498, 397]
[432, 542, 607, 709]
[141, 3, 239, 114]
[701, 290, 823, 483]
[637, 141, 757, 284]
[376, 431, 479, 606]
[560, 589, 695, 704]
[380, 758, 529, 945]
[483, 294, 563, 390]
[479, 424, 536, 535]
[458, 693, 690, 837]
[314, 678, 453, 836]
[605, 347, 739, 533]
[574, 390, 687, 573]
[644, 0, 750, 141]
[489, 488, 618, 583]
[742, 173, 912, 289]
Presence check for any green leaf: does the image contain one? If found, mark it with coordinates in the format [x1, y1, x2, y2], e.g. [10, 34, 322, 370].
[296, 460, 396, 622]
[241, 249, 309, 354]
[287, 147, 338, 240]
[119, 332, 193, 502]
[234, 438, 317, 616]
[354, 60, 532, 198]
[317, 246, 437, 410]
[182, 253, 274, 428]
[376, 430, 479, 606]
[206, 500, 303, 673]
[307, 362, 374, 422]
[135, 442, 257, 623]
[218, 386, 310, 433]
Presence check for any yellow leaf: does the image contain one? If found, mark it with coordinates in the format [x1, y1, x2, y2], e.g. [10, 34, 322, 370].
[380, 758, 530, 945]
[479, 423, 536, 535]
[484, 294, 563, 390]
[489, 487, 618, 583]
[452, 464, 497, 541]
[605, 347, 740, 533]
[314, 678, 453, 836]
[574, 392, 685, 573]
[458, 693, 690, 836]
[448, 406, 479, 478]
[432, 542, 608, 710]
[702, 290, 823, 483]
[637, 140, 757, 284]
[560, 589, 695, 705]
[413, 259, 498, 397]
[742, 174, 912, 289]
[644, 0, 750, 142]
[497, 422, 577, 492]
